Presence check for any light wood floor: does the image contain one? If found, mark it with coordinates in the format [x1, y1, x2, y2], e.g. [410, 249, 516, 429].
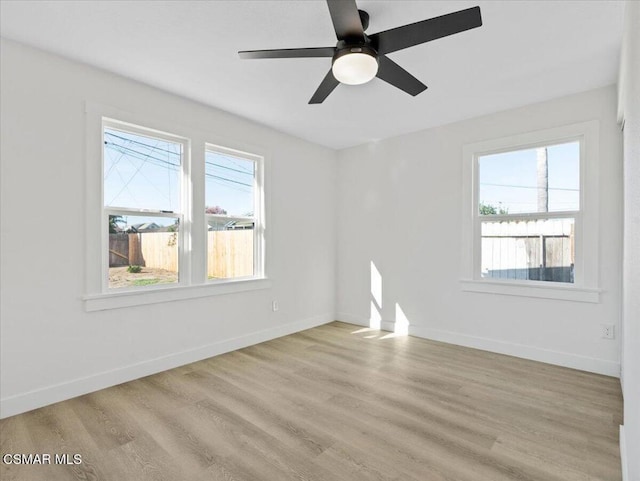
[1, 321, 623, 481]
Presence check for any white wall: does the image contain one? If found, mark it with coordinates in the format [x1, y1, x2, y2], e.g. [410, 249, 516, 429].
[0, 39, 337, 418]
[618, 1, 640, 479]
[337, 85, 623, 377]
[0, 34, 628, 433]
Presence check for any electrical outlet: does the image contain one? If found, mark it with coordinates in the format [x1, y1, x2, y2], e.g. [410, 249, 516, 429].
[601, 324, 615, 339]
[272, 300, 279, 312]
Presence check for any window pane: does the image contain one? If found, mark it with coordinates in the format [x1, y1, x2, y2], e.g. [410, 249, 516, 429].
[207, 218, 254, 280]
[481, 218, 575, 283]
[205, 150, 254, 217]
[479, 141, 579, 215]
[104, 128, 182, 211]
[108, 215, 179, 289]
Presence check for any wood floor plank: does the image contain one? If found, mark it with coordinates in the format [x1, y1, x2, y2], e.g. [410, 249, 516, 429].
[0, 321, 623, 481]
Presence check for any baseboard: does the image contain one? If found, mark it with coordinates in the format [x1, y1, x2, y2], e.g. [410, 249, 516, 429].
[381, 320, 395, 332]
[336, 313, 620, 377]
[620, 425, 629, 481]
[336, 313, 394, 332]
[0, 314, 333, 419]
[412, 325, 619, 377]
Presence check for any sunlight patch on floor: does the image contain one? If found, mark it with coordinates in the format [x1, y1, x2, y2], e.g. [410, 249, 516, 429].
[351, 327, 377, 334]
[379, 332, 403, 339]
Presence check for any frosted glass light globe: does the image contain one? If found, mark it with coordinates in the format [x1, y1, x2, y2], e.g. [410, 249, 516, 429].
[332, 53, 379, 85]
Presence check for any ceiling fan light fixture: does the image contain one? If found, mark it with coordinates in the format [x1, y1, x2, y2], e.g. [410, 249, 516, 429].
[332, 50, 378, 85]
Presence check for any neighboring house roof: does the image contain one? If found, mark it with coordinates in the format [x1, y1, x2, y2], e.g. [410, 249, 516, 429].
[207, 219, 254, 231]
[126, 222, 161, 233]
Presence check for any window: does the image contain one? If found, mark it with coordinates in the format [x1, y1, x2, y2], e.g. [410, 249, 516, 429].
[205, 145, 263, 281]
[461, 121, 600, 302]
[103, 122, 187, 290]
[84, 104, 269, 310]
[477, 141, 579, 284]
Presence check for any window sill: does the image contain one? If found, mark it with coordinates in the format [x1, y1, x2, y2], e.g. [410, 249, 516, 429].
[460, 279, 600, 303]
[84, 278, 272, 312]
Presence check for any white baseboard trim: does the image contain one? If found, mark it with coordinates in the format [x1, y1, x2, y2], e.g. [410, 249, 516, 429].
[620, 425, 629, 481]
[410, 325, 620, 377]
[381, 321, 395, 332]
[336, 313, 620, 377]
[336, 313, 394, 332]
[0, 314, 333, 419]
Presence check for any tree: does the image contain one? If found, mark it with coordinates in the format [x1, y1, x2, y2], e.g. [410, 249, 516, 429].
[479, 202, 508, 215]
[205, 205, 227, 215]
[109, 215, 125, 233]
[167, 218, 180, 233]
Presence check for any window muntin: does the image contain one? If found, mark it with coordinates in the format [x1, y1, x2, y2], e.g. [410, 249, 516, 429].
[103, 121, 187, 290]
[475, 139, 581, 285]
[205, 146, 261, 281]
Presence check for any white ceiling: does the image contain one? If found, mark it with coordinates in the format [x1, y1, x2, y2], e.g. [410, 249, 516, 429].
[0, 0, 625, 149]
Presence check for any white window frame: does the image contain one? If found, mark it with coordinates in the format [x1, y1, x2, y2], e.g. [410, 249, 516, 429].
[204, 143, 265, 283]
[461, 121, 601, 303]
[84, 103, 271, 311]
[102, 119, 191, 292]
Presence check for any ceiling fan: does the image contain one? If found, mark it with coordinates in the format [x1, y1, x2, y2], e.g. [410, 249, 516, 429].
[238, 1, 482, 104]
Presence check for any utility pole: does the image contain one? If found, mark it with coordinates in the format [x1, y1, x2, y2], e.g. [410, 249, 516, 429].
[537, 147, 549, 213]
[536, 147, 549, 281]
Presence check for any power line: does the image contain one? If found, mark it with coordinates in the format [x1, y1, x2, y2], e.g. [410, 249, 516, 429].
[105, 141, 180, 167]
[480, 182, 578, 192]
[105, 131, 252, 178]
[205, 160, 253, 176]
[207, 174, 252, 188]
[105, 130, 181, 157]
[211, 153, 254, 173]
[108, 139, 162, 206]
[105, 142, 253, 189]
[105, 142, 253, 202]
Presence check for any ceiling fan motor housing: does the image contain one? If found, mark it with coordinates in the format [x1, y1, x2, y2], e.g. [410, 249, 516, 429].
[332, 43, 378, 65]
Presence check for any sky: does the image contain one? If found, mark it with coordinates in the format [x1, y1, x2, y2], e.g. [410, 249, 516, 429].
[104, 126, 579, 227]
[103, 127, 255, 229]
[478, 141, 580, 214]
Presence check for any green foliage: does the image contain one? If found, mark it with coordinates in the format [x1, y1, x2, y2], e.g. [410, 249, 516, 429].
[132, 278, 160, 286]
[479, 201, 508, 215]
[167, 218, 180, 233]
[127, 265, 142, 273]
[109, 215, 125, 234]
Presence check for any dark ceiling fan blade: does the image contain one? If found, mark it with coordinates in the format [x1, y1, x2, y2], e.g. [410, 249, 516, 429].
[376, 56, 427, 96]
[370, 6, 482, 54]
[239, 47, 335, 59]
[309, 70, 340, 104]
[326, 0, 365, 41]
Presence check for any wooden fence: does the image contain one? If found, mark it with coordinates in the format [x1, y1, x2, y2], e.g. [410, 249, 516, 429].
[109, 230, 252, 279]
[481, 219, 575, 282]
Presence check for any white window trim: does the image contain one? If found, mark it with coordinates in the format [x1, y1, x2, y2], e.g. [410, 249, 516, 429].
[84, 102, 271, 311]
[460, 120, 601, 303]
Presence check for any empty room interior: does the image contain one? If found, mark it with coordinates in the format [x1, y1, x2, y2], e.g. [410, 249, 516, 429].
[1, 1, 639, 480]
